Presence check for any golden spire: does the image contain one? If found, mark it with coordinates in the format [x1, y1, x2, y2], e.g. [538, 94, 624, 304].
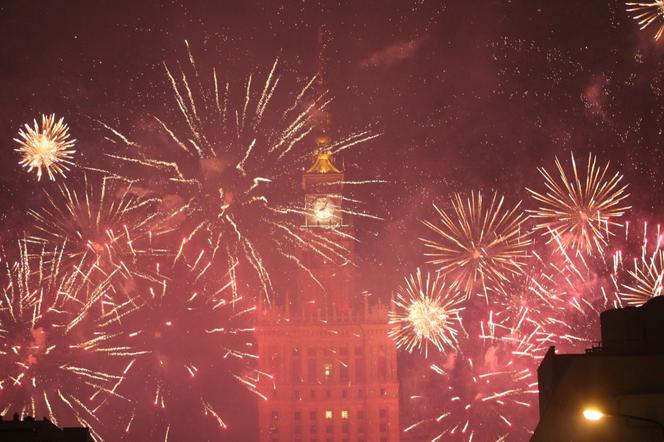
[306, 150, 341, 174]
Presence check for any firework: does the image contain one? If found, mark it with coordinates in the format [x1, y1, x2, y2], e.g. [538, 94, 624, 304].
[102, 257, 258, 440]
[27, 174, 171, 282]
[404, 343, 538, 442]
[98, 42, 379, 301]
[0, 240, 136, 440]
[389, 268, 465, 357]
[421, 191, 530, 299]
[626, 2, 664, 41]
[527, 153, 630, 255]
[619, 223, 664, 306]
[14, 114, 76, 181]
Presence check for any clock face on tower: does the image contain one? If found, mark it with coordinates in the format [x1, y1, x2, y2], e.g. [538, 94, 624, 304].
[307, 195, 338, 226]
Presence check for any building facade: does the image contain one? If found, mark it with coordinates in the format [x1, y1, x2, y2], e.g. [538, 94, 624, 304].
[532, 296, 664, 441]
[255, 150, 399, 442]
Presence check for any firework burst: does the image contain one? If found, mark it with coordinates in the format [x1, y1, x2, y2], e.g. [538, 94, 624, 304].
[527, 153, 630, 255]
[0, 240, 137, 441]
[27, 175, 171, 283]
[102, 256, 258, 440]
[98, 42, 379, 301]
[389, 268, 465, 357]
[619, 223, 664, 306]
[626, 1, 664, 40]
[404, 343, 538, 442]
[421, 191, 530, 299]
[14, 114, 76, 181]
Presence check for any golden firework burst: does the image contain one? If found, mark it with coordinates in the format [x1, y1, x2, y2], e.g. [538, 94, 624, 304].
[421, 191, 531, 298]
[389, 268, 465, 357]
[527, 153, 630, 255]
[626, 2, 664, 41]
[14, 114, 76, 181]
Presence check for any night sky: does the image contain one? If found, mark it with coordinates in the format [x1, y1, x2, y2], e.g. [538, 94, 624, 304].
[1, 1, 664, 441]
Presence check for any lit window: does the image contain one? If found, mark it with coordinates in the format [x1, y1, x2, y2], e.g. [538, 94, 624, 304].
[341, 410, 349, 419]
[323, 363, 332, 379]
[325, 410, 333, 420]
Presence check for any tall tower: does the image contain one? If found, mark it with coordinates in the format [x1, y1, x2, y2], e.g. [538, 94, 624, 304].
[254, 27, 399, 442]
[254, 149, 400, 442]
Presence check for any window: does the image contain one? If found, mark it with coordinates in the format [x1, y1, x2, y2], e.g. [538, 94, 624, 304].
[309, 410, 317, 420]
[341, 410, 349, 419]
[323, 363, 333, 380]
[380, 439, 388, 442]
[355, 346, 363, 355]
[294, 425, 302, 434]
[340, 362, 349, 381]
[310, 425, 317, 434]
[325, 410, 333, 420]
[380, 423, 387, 432]
[358, 425, 366, 433]
[292, 359, 302, 383]
[355, 359, 365, 382]
[326, 425, 333, 434]
[342, 423, 349, 433]
[294, 411, 301, 420]
[292, 346, 300, 355]
[340, 347, 348, 355]
[342, 389, 348, 399]
[358, 410, 365, 419]
[380, 388, 386, 397]
[272, 411, 279, 420]
[310, 390, 316, 399]
[294, 390, 301, 400]
[325, 390, 331, 399]
[379, 409, 388, 418]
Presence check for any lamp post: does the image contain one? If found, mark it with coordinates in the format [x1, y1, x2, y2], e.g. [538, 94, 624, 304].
[582, 408, 664, 440]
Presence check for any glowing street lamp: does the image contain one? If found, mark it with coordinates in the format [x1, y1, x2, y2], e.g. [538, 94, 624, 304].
[582, 408, 604, 421]
[582, 407, 664, 438]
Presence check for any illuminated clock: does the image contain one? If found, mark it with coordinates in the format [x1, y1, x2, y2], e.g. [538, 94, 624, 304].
[312, 196, 334, 221]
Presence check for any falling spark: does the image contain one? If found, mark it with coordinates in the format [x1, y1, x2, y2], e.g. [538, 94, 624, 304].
[98, 43, 379, 302]
[527, 153, 630, 255]
[619, 224, 664, 306]
[389, 268, 465, 357]
[0, 240, 136, 441]
[421, 191, 531, 299]
[14, 114, 76, 181]
[405, 346, 538, 442]
[27, 175, 171, 272]
[107, 256, 258, 438]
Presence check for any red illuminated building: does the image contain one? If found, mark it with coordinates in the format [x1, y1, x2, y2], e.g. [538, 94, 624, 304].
[255, 148, 400, 442]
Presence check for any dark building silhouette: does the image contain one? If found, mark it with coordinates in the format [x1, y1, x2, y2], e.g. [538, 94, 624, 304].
[0, 414, 93, 441]
[532, 296, 664, 441]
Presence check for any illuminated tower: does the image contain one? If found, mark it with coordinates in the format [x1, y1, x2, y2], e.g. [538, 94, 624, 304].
[254, 148, 400, 442]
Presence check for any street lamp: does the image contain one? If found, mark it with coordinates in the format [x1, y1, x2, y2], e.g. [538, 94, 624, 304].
[582, 407, 664, 439]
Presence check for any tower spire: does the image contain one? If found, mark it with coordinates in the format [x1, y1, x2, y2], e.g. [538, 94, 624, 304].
[313, 25, 332, 149]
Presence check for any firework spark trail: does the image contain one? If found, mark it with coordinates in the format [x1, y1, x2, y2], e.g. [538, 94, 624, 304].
[527, 153, 630, 256]
[28, 175, 172, 269]
[0, 240, 135, 441]
[618, 222, 664, 306]
[421, 191, 531, 300]
[97, 43, 379, 302]
[102, 254, 259, 438]
[626, 1, 664, 40]
[404, 345, 538, 442]
[389, 268, 465, 357]
[14, 114, 76, 181]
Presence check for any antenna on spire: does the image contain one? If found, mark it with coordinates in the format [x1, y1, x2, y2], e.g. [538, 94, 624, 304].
[313, 25, 332, 150]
